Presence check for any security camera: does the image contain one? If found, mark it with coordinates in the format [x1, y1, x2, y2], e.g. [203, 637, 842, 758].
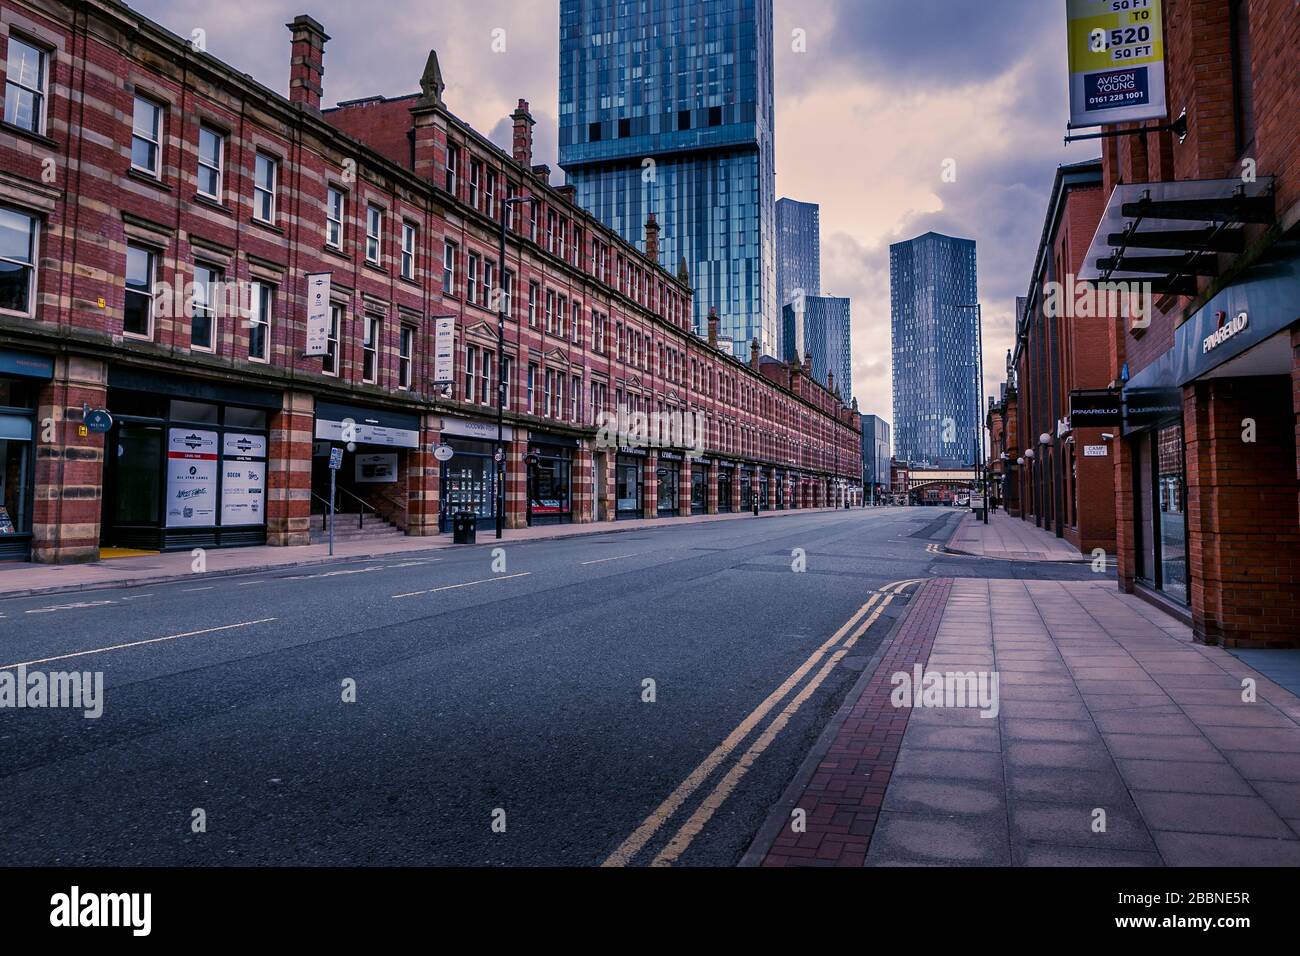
[1101, 433, 1115, 441]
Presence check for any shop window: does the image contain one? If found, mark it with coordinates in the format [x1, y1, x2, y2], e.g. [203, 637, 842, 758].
[0, 205, 38, 316]
[224, 407, 268, 430]
[3, 35, 48, 135]
[169, 400, 219, 425]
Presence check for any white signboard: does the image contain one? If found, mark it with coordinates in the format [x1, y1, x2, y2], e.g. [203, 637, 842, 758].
[440, 417, 513, 442]
[221, 432, 267, 526]
[314, 417, 420, 449]
[433, 316, 456, 391]
[166, 428, 219, 528]
[1066, 0, 1167, 128]
[355, 453, 399, 483]
[304, 272, 332, 356]
[1084, 444, 1109, 457]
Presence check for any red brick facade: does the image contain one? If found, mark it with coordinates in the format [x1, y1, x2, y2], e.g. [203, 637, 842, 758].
[0, 0, 861, 563]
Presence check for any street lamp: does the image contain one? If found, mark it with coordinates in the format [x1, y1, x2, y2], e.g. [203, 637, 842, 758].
[495, 193, 538, 539]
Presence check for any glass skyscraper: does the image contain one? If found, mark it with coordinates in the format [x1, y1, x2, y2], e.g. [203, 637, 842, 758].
[782, 295, 852, 404]
[776, 197, 819, 358]
[860, 414, 891, 496]
[558, 0, 777, 358]
[889, 232, 980, 468]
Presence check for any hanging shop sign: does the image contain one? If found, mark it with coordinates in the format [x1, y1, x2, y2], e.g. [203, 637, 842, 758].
[221, 432, 267, 526]
[304, 273, 332, 356]
[433, 443, 455, 462]
[1069, 389, 1123, 427]
[1066, 0, 1167, 129]
[1124, 388, 1182, 431]
[433, 317, 456, 393]
[166, 428, 219, 528]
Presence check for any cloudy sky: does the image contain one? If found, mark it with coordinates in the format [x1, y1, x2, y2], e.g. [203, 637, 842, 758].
[129, 0, 1101, 426]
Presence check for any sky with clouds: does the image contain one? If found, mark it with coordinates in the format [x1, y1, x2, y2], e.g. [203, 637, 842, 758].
[127, 0, 1102, 432]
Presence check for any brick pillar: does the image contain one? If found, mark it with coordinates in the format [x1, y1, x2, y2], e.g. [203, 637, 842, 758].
[1113, 434, 1137, 594]
[600, 451, 616, 522]
[643, 451, 658, 519]
[678, 458, 692, 515]
[506, 438, 528, 529]
[267, 390, 313, 547]
[572, 444, 594, 523]
[31, 356, 107, 564]
[730, 469, 742, 512]
[766, 468, 776, 510]
[707, 464, 718, 514]
[1185, 377, 1300, 648]
[407, 415, 441, 536]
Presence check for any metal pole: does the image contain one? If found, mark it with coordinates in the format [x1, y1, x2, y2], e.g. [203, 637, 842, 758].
[495, 195, 535, 540]
[328, 465, 336, 557]
[978, 304, 988, 524]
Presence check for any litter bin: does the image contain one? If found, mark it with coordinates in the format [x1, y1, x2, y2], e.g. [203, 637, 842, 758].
[453, 511, 477, 544]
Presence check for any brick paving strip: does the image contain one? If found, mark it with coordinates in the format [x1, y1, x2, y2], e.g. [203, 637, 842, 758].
[740, 578, 953, 867]
[745, 577, 1300, 867]
[0, 505, 849, 600]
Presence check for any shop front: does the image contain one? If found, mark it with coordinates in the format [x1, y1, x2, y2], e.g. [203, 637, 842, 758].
[101, 367, 279, 552]
[656, 451, 683, 517]
[775, 470, 786, 510]
[615, 447, 646, 520]
[758, 469, 770, 512]
[527, 431, 577, 526]
[739, 466, 753, 511]
[436, 416, 509, 533]
[315, 399, 420, 532]
[0, 348, 51, 561]
[717, 462, 734, 513]
[690, 460, 709, 515]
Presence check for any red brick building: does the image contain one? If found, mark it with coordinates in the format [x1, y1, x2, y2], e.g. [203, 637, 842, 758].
[0, 0, 861, 564]
[1009, 159, 1119, 557]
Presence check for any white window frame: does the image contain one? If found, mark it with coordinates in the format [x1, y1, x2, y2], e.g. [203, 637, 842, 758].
[247, 281, 271, 363]
[443, 240, 458, 296]
[4, 36, 49, 136]
[362, 314, 380, 384]
[130, 95, 164, 178]
[253, 152, 278, 223]
[365, 203, 384, 265]
[401, 221, 417, 280]
[189, 263, 220, 353]
[197, 125, 224, 200]
[398, 325, 414, 390]
[322, 304, 341, 376]
[326, 186, 346, 249]
[123, 242, 156, 339]
[0, 206, 39, 318]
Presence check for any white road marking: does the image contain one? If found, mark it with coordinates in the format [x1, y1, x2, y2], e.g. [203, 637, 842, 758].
[0, 618, 278, 670]
[183, 586, 215, 592]
[236, 581, 265, 587]
[25, 600, 117, 615]
[580, 553, 644, 566]
[121, 594, 155, 601]
[392, 572, 531, 599]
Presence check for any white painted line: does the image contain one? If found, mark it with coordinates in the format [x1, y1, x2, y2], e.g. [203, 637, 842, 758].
[121, 594, 155, 601]
[25, 600, 117, 615]
[183, 586, 216, 592]
[0, 618, 278, 670]
[580, 553, 644, 566]
[236, 581, 265, 587]
[392, 572, 531, 599]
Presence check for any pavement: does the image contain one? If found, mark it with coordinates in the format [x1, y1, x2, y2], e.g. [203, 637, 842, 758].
[8, 505, 1099, 866]
[0, 506, 850, 599]
[944, 511, 1085, 562]
[745, 576, 1300, 867]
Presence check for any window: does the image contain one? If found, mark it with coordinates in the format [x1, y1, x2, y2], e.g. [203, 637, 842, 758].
[443, 240, 457, 295]
[485, 169, 496, 219]
[3, 36, 47, 135]
[247, 281, 271, 362]
[502, 271, 515, 319]
[399, 325, 414, 389]
[528, 203, 538, 243]
[547, 211, 557, 253]
[322, 304, 341, 376]
[401, 221, 417, 280]
[501, 356, 512, 409]
[469, 159, 481, 208]
[528, 281, 539, 326]
[572, 301, 581, 344]
[571, 375, 580, 423]
[545, 289, 554, 334]
[253, 153, 277, 222]
[481, 259, 494, 311]
[544, 369, 555, 418]
[365, 204, 383, 265]
[527, 363, 537, 414]
[557, 295, 567, 338]
[190, 263, 220, 352]
[123, 244, 155, 337]
[326, 187, 346, 249]
[445, 144, 459, 195]
[480, 348, 493, 405]
[197, 125, 224, 200]
[131, 95, 163, 176]
[467, 253, 479, 306]
[0, 205, 38, 316]
[362, 315, 380, 383]
[464, 345, 477, 401]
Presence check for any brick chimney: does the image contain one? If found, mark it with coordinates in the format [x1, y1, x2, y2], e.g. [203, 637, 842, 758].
[827, 367, 834, 395]
[750, 337, 760, 371]
[707, 307, 719, 349]
[644, 212, 660, 262]
[287, 15, 329, 113]
[512, 99, 535, 167]
[556, 184, 577, 205]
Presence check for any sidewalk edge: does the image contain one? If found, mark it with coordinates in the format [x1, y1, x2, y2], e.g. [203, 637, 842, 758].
[736, 578, 942, 868]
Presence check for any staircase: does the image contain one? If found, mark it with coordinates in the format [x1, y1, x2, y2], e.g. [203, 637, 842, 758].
[309, 511, 405, 545]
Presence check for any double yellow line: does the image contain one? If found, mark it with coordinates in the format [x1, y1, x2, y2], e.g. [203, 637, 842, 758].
[602, 578, 923, 867]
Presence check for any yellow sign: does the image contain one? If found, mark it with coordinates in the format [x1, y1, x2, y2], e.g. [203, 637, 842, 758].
[1066, 0, 1167, 128]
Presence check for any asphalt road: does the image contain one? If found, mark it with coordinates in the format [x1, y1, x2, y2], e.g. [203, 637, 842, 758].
[0, 507, 1098, 867]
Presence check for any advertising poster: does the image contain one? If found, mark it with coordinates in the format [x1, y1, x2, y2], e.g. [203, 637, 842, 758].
[355, 453, 398, 483]
[166, 428, 219, 528]
[433, 317, 456, 393]
[1066, 0, 1166, 128]
[221, 432, 267, 526]
[304, 272, 332, 356]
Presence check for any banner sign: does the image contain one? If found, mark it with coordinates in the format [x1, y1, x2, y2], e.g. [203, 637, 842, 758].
[1066, 0, 1167, 128]
[304, 273, 332, 357]
[166, 429, 219, 528]
[433, 317, 456, 389]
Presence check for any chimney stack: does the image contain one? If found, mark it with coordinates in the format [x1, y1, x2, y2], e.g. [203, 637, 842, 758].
[750, 337, 760, 371]
[644, 213, 660, 262]
[512, 99, 535, 167]
[707, 307, 719, 349]
[287, 15, 329, 113]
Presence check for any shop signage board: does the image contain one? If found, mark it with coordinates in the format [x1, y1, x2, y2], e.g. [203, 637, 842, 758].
[355, 453, 399, 483]
[1069, 389, 1123, 427]
[440, 417, 513, 442]
[1066, 0, 1167, 128]
[314, 417, 420, 449]
[166, 429, 219, 528]
[221, 432, 267, 527]
[304, 273, 332, 356]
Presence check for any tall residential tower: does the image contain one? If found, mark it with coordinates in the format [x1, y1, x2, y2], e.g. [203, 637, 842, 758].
[889, 232, 979, 468]
[558, 0, 777, 358]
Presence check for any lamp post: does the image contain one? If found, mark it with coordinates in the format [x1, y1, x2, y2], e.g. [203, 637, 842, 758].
[957, 304, 987, 524]
[496, 193, 537, 539]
